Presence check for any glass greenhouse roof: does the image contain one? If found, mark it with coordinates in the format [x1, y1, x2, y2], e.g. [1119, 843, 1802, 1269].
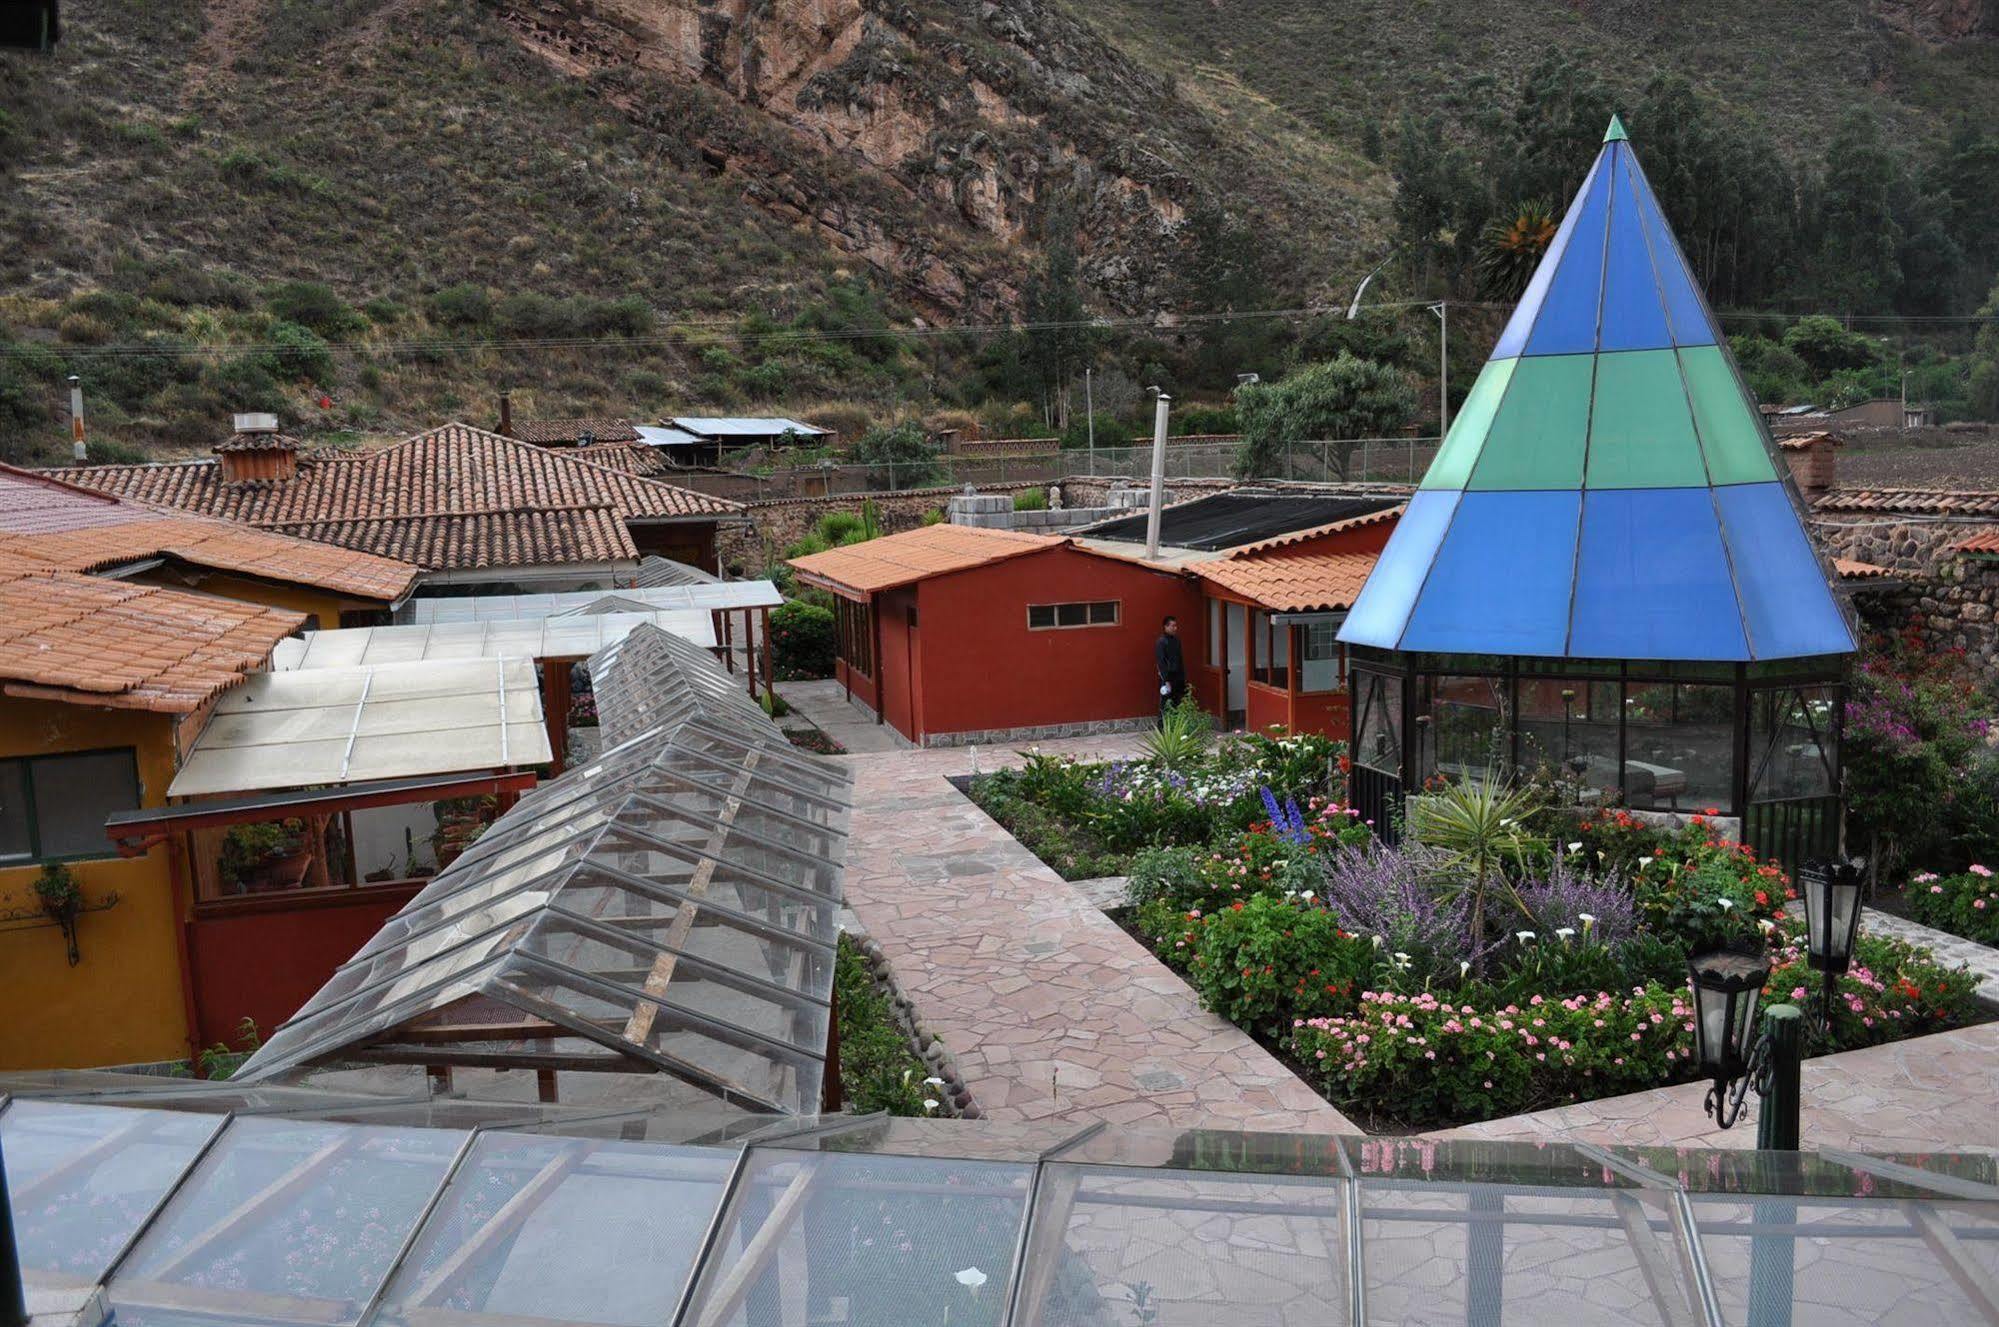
[1341, 118, 1856, 664]
[397, 582, 782, 625]
[230, 626, 850, 1115]
[269, 609, 719, 669]
[6, 1097, 1997, 1327]
[168, 657, 553, 797]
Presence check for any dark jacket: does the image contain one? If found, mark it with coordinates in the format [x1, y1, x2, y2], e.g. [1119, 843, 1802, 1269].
[1155, 632, 1186, 685]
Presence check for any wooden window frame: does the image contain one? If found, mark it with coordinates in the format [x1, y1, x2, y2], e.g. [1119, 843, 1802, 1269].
[1025, 600, 1122, 631]
[1299, 623, 1347, 695]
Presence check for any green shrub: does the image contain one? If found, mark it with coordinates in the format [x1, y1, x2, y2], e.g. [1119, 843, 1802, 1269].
[1012, 486, 1048, 511]
[770, 600, 836, 679]
[1188, 894, 1373, 1036]
[266, 280, 362, 336]
[1907, 865, 1999, 945]
[428, 282, 492, 327]
[267, 320, 333, 382]
[833, 935, 935, 1115]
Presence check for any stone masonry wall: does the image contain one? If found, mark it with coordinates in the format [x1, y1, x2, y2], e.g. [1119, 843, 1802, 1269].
[1816, 515, 1999, 675]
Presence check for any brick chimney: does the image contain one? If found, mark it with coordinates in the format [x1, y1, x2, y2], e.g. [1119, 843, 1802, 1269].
[1778, 431, 1840, 499]
[498, 391, 513, 438]
[215, 414, 300, 483]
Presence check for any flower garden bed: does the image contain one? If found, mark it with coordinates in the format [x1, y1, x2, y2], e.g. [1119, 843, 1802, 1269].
[967, 737, 1987, 1132]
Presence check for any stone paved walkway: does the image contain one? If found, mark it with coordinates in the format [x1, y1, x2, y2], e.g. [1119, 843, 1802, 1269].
[1435, 1019, 1999, 1154]
[778, 677, 905, 754]
[843, 739, 1355, 1132]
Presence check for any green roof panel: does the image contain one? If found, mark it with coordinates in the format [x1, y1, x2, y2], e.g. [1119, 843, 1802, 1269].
[1421, 357, 1517, 491]
[1466, 353, 1594, 491]
[1584, 349, 1709, 489]
[1682, 345, 1778, 485]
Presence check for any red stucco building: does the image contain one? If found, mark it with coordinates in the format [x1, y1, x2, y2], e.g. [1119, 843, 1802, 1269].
[790, 507, 1402, 747]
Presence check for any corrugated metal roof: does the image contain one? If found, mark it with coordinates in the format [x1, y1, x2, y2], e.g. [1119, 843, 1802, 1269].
[668, 416, 831, 438]
[1081, 492, 1404, 552]
[634, 425, 703, 447]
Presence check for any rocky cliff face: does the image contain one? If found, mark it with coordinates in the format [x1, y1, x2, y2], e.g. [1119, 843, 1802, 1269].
[1872, 0, 1999, 44]
[491, 0, 1342, 316]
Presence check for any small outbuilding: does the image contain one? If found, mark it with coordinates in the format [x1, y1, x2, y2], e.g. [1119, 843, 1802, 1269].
[789, 524, 1197, 745]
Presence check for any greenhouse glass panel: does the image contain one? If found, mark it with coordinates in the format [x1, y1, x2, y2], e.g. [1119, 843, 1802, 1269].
[106, 1117, 462, 1327]
[1421, 356, 1516, 492]
[1426, 674, 1510, 779]
[1022, 1165, 1353, 1327]
[1624, 682, 1734, 812]
[1352, 670, 1403, 776]
[372, 1132, 736, 1327]
[679, 1149, 1032, 1327]
[0, 1101, 223, 1291]
[1465, 353, 1594, 491]
[1748, 685, 1839, 802]
[1400, 490, 1579, 657]
[1516, 678, 1621, 800]
[1358, 1182, 1697, 1326]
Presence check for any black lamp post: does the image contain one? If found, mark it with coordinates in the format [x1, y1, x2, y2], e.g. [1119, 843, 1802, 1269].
[1688, 947, 1773, 1130]
[1799, 857, 1865, 1027]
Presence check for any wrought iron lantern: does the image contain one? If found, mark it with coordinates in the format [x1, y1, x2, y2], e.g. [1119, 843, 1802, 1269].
[1799, 856, 1866, 1026]
[1687, 947, 1773, 1129]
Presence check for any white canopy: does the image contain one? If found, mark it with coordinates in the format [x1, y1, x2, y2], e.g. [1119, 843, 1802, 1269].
[395, 583, 780, 625]
[270, 610, 717, 672]
[170, 658, 553, 798]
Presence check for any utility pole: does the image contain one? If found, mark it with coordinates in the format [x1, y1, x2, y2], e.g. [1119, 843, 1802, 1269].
[1144, 389, 1170, 561]
[1085, 366, 1095, 470]
[1440, 302, 1449, 437]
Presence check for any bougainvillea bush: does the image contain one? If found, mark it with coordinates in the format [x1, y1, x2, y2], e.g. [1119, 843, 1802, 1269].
[1907, 866, 1999, 946]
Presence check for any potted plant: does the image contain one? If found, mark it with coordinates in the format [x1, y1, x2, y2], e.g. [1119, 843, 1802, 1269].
[35, 862, 84, 965]
[218, 820, 310, 892]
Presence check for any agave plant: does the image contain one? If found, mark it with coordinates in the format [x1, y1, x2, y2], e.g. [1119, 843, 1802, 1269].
[1142, 696, 1212, 773]
[1478, 199, 1557, 300]
[1408, 772, 1548, 950]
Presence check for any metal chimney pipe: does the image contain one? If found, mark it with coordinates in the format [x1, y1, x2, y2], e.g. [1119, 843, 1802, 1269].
[68, 374, 85, 463]
[1144, 389, 1171, 561]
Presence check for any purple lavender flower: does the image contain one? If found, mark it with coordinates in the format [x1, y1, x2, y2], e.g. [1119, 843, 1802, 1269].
[1516, 858, 1638, 945]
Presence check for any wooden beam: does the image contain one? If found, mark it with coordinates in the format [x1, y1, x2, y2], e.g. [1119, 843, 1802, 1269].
[1905, 1201, 1999, 1321]
[381, 1017, 561, 1046]
[407, 1145, 593, 1309]
[147, 1134, 354, 1281]
[109, 1279, 349, 1325]
[691, 1158, 821, 1327]
[621, 751, 760, 1048]
[357, 1046, 651, 1074]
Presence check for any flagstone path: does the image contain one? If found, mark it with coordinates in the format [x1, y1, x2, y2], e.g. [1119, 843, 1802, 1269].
[842, 738, 1356, 1132]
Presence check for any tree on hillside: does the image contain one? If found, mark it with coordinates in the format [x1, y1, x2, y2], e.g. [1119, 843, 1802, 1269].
[1811, 111, 1905, 315]
[1233, 354, 1415, 480]
[1781, 314, 1879, 380]
[849, 422, 944, 489]
[1018, 208, 1100, 430]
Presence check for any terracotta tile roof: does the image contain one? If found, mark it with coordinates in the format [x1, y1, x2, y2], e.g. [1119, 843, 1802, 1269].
[789, 523, 1061, 594]
[1194, 551, 1380, 612]
[1815, 488, 1999, 517]
[1221, 504, 1406, 559]
[263, 506, 638, 570]
[508, 417, 642, 445]
[0, 564, 302, 712]
[1777, 431, 1841, 451]
[213, 431, 304, 453]
[572, 440, 674, 477]
[1834, 557, 1895, 581]
[53, 423, 739, 572]
[0, 465, 418, 602]
[1949, 529, 1999, 556]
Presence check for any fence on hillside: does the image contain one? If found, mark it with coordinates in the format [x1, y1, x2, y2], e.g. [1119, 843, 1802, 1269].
[665, 436, 1442, 501]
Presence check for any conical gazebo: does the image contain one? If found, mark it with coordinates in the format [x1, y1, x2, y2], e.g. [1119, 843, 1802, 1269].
[1339, 117, 1855, 867]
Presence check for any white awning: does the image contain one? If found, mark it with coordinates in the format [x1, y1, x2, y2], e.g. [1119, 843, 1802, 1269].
[270, 610, 717, 671]
[395, 583, 780, 625]
[169, 658, 553, 798]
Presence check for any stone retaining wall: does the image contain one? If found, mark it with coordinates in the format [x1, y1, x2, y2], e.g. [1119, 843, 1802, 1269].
[1816, 514, 1999, 674]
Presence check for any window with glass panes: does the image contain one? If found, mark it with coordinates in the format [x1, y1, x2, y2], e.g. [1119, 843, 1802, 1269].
[1300, 624, 1345, 693]
[0, 748, 141, 863]
[834, 598, 874, 678]
[1026, 601, 1120, 630]
[1250, 612, 1290, 687]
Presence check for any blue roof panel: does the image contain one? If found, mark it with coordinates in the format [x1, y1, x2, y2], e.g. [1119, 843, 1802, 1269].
[1399, 491, 1580, 656]
[1633, 158, 1716, 348]
[1522, 158, 1613, 358]
[1597, 148, 1675, 354]
[1716, 483, 1857, 659]
[1491, 155, 1607, 361]
[1337, 488, 1459, 649]
[1569, 488, 1749, 660]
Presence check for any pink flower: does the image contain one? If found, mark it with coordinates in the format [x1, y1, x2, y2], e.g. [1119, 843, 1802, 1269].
[1971, 864, 1993, 878]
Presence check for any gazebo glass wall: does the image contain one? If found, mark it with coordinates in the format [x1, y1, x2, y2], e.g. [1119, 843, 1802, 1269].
[1349, 650, 1844, 865]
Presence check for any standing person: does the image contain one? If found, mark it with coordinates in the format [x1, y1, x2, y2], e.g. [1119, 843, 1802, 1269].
[1154, 615, 1186, 722]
